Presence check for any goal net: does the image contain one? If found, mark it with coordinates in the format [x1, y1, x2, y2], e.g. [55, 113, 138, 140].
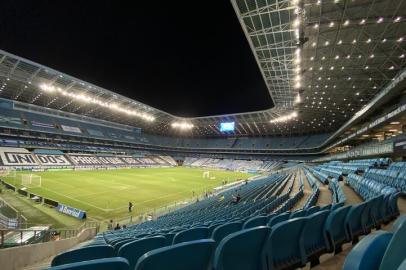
[20, 174, 42, 188]
[202, 171, 210, 179]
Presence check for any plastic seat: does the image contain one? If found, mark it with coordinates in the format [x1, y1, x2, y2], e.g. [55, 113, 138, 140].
[305, 205, 320, 216]
[345, 202, 367, 243]
[264, 218, 307, 270]
[331, 202, 344, 211]
[268, 212, 290, 227]
[213, 226, 270, 270]
[51, 245, 115, 266]
[324, 205, 352, 253]
[398, 259, 406, 270]
[320, 204, 332, 211]
[391, 215, 406, 232]
[290, 210, 306, 219]
[172, 227, 210, 244]
[343, 231, 393, 270]
[47, 257, 129, 270]
[135, 239, 215, 270]
[113, 239, 135, 253]
[211, 222, 242, 245]
[117, 236, 167, 269]
[243, 216, 268, 229]
[379, 215, 406, 270]
[300, 210, 330, 267]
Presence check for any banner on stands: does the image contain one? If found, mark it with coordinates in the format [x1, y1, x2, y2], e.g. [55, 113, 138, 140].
[56, 203, 86, 219]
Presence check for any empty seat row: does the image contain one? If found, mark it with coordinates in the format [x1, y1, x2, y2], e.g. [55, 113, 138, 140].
[343, 214, 406, 270]
[49, 196, 400, 270]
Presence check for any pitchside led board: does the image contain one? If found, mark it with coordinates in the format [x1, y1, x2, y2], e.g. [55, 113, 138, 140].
[220, 122, 235, 132]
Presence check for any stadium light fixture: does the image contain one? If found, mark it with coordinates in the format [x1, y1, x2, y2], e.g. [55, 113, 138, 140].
[171, 121, 194, 130]
[39, 83, 155, 122]
[270, 111, 298, 123]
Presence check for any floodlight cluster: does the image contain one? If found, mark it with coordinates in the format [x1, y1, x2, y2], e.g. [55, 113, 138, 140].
[39, 84, 155, 122]
[270, 111, 298, 123]
[171, 121, 194, 130]
[292, 0, 302, 92]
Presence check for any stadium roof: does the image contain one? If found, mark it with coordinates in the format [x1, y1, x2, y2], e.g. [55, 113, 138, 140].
[1, 0, 406, 137]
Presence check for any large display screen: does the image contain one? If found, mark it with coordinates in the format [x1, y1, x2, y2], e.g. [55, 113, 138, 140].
[220, 122, 235, 132]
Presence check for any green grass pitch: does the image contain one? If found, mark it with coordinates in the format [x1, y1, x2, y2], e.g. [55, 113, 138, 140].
[3, 167, 252, 222]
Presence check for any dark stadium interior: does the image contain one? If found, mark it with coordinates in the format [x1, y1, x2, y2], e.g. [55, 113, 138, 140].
[0, 0, 406, 270]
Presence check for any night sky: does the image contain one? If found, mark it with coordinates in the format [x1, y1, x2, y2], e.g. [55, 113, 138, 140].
[0, 0, 273, 117]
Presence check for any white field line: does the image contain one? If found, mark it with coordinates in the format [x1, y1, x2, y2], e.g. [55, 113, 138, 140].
[39, 186, 109, 212]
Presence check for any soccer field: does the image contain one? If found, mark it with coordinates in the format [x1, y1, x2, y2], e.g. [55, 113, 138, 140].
[3, 167, 252, 221]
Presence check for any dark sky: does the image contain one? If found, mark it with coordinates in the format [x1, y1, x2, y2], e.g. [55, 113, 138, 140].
[0, 0, 273, 117]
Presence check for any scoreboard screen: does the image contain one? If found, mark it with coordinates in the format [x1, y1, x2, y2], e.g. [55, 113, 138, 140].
[220, 122, 235, 132]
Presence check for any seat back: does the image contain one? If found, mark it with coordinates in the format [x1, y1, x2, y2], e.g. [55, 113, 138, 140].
[391, 215, 406, 232]
[243, 216, 268, 229]
[324, 205, 352, 251]
[345, 202, 367, 240]
[306, 205, 320, 216]
[320, 204, 332, 211]
[300, 210, 330, 263]
[290, 210, 306, 219]
[343, 231, 393, 270]
[117, 236, 167, 269]
[172, 227, 210, 244]
[379, 217, 406, 270]
[265, 218, 307, 270]
[213, 226, 270, 270]
[268, 212, 290, 227]
[135, 239, 215, 270]
[47, 257, 129, 270]
[211, 222, 242, 245]
[51, 245, 115, 266]
[331, 202, 344, 211]
[113, 239, 135, 253]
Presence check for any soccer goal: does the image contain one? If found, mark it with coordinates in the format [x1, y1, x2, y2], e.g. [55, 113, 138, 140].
[20, 174, 42, 188]
[202, 171, 210, 179]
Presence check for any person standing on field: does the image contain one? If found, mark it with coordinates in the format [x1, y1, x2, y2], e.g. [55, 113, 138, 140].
[128, 201, 133, 212]
[107, 220, 113, 230]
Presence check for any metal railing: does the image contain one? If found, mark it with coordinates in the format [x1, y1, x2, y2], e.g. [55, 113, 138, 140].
[0, 221, 99, 249]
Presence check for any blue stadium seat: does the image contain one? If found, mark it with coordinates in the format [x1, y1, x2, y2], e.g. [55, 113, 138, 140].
[211, 221, 242, 245]
[117, 236, 167, 269]
[163, 233, 176, 245]
[213, 226, 270, 270]
[324, 205, 352, 253]
[345, 202, 367, 243]
[51, 245, 115, 266]
[47, 257, 129, 270]
[343, 231, 393, 270]
[300, 210, 330, 267]
[113, 239, 135, 253]
[398, 259, 406, 270]
[264, 218, 307, 270]
[388, 192, 401, 218]
[172, 227, 210, 244]
[320, 204, 332, 211]
[331, 202, 344, 211]
[305, 205, 320, 216]
[289, 210, 306, 218]
[135, 239, 215, 270]
[243, 216, 268, 229]
[380, 215, 406, 270]
[268, 212, 290, 227]
[391, 214, 406, 232]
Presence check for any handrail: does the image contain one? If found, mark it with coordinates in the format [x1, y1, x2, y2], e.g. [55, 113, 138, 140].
[0, 221, 99, 248]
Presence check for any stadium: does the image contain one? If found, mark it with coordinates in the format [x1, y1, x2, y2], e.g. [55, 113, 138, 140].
[0, 0, 405, 269]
